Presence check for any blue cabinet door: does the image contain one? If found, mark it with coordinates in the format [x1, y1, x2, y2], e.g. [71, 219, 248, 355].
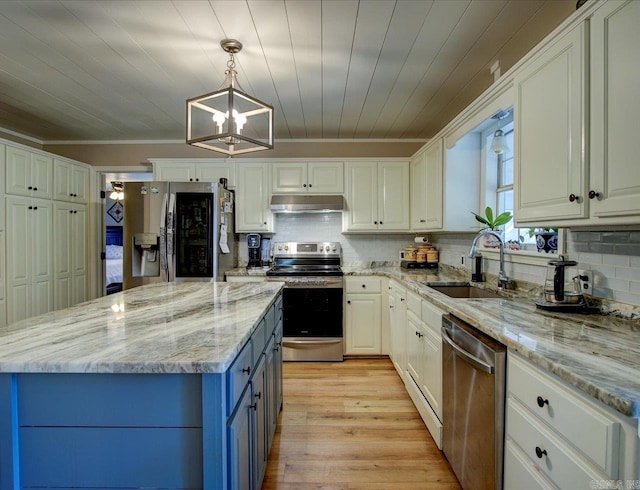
[265, 335, 276, 449]
[228, 387, 253, 490]
[252, 354, 268, 489]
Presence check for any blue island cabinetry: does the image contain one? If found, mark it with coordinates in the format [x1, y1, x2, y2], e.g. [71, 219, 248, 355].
[0, 287, 283, 490]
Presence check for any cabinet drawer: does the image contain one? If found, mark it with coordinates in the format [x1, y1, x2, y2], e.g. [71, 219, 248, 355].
[345, 276, 380, 293]
[508, 355, 620, 475]
[252, 319, 267, 366]
[227, 341, 253, 415]
[406, 291, 421, 316]
[421, 299, 444, 335]
[504, 439, 555, 490]
[507, 398, 610, 487]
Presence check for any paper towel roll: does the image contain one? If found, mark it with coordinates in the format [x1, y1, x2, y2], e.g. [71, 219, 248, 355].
[414, 236, 429, 243]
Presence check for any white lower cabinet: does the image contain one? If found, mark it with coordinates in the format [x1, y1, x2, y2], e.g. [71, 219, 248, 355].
[403, 292, 444, 448]
[505, 353, 639, 488]
[388, 280, 407, 376]
[53, 202, 88, 310]
[344, 276, 382, 355]
[6, 196, 53, 324]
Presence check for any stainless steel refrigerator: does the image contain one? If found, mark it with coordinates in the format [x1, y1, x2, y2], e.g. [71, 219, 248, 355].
[122, 181, 237, 290]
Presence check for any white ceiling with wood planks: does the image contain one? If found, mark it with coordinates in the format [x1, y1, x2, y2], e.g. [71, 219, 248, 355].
[0, 0, 575, 144]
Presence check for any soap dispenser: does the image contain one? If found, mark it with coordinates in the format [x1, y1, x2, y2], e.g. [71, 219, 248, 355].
[471, 254, 484, 282]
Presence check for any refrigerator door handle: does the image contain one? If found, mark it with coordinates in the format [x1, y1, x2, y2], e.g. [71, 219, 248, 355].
[159, 193, 168, 272]
[166, 193, 176, 281]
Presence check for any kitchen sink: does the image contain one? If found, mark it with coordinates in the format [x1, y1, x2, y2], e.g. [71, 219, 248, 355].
[428, 284, 504, 299]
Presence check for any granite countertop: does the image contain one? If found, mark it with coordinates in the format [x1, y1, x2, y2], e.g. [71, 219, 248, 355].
[344, 264, 640, 419]
[0, 282, 284, 375]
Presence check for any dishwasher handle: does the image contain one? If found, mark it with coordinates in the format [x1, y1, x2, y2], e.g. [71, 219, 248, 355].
[442, 325, 494, 374]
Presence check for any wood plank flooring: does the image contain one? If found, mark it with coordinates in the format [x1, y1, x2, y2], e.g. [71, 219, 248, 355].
[262, 358, 461, 489]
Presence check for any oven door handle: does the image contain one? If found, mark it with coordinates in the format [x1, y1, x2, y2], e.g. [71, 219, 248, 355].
[441, 326, 494, 374]
[283, 339, 343, 345]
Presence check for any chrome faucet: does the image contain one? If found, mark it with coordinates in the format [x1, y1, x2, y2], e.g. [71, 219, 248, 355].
[469, 230, 510, 289]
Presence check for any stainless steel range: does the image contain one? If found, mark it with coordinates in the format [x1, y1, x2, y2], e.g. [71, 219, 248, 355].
[266, 242, 343, 362]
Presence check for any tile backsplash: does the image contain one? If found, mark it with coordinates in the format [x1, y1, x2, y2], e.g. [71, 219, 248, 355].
[238, 213, 640, 308]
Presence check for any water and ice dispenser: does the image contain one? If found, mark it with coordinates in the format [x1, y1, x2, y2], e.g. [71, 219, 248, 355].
[132, 233, 160, 277]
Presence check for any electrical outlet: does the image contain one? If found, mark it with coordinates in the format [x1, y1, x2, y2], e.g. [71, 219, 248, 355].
[578, 269, 592, 294]
[460, 254, 465, 266]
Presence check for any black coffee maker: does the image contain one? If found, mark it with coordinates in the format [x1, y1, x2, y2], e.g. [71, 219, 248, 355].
[247, 233, 262, 269]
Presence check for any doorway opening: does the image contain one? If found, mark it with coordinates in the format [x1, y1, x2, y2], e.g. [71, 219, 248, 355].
[101, 172, 152, 296]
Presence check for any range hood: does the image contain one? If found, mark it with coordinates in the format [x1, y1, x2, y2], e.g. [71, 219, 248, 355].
[270, 194, 344, 213]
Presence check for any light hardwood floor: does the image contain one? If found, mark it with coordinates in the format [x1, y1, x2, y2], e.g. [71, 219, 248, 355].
[262, 358, 461, 489]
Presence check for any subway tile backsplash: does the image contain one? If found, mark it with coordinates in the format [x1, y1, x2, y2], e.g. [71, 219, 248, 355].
[238, 214, 640, 308]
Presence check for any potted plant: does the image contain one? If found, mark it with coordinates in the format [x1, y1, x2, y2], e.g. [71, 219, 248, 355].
[471, 207, 512, 248]
[527, 227, 558, 253]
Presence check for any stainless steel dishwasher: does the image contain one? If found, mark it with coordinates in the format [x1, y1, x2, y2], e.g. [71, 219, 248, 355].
[441, 314, 506, 490]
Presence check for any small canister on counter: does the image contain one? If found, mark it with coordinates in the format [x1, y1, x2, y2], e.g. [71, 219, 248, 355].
[416, 247, 427, 263]
[427, 246, 439, 264]
[404, 245, 417, 262]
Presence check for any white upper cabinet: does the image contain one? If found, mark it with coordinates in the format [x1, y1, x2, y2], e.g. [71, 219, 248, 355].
[272, 161, 343, 194]
[589, 0, 640, 220]
[343, 161, 409, 232]
[514, 23, 587, 223]
[152, 160, 236, 187]
[53, 159, 90, 204]
[411, 137, 478, 232]
[6, 146, 53, 199]
[378, 161, 410, 231]
[515, 0, 640, 226]
[236, 162, 273, 233]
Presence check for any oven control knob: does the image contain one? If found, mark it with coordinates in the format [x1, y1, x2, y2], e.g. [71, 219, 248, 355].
[332, 245, 337, 252]
[284, 245, 289, 251]
[325, 245, 330, 252]
[277, 245, 282, 251]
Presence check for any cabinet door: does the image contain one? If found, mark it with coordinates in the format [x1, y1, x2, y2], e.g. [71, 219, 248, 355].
[378, 161, 410, 231]
[31, 199, 53, 318]
[53, 202, 73, 310]
[71, 164, 90, 203]
[53, 159, 73, 202]
[421, 327, 442, 419]
[72, 205, 88, 305]
[30, 154, 53, 199]
[196, 162, 236, 188]
[153, 163, 197, 182]
[6, 197, 31, 323]
[252, 355, 268, 489]
[389, 284, 407, 376]
[308, 162, 343, 193]
[406, 311, 422, 386]
[272, 162, 307, 193]
[227, 387, 254, 490]
[265, 336, 277, 449]
[236, 163, 272, 232]
[514, 24, 587, 222]
[424, 141, 443, 230]
[343, 162, 378, 231]
[590, 0, 640, 220]
[410, 151, 427, 230]
[6, 146, 31, 196]
[345, 293, 381, 354]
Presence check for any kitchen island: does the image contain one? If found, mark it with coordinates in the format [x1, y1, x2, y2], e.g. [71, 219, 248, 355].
[0, 281, 284, 490]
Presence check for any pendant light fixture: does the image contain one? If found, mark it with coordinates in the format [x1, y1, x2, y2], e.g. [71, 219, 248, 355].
[109, 181, 124, 200]
[489, 109, 511, 155]
[186, 39, 274, 156]
[490, 129, 509, 155]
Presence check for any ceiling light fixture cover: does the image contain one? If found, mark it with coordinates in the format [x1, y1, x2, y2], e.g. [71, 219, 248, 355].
[490, 129, 509, 155]
[186, 39, 274, 156]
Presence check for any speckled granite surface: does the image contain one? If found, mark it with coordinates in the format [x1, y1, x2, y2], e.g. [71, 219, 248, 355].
[0, 282, 283, 374]
[344, 264, 640, 419]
